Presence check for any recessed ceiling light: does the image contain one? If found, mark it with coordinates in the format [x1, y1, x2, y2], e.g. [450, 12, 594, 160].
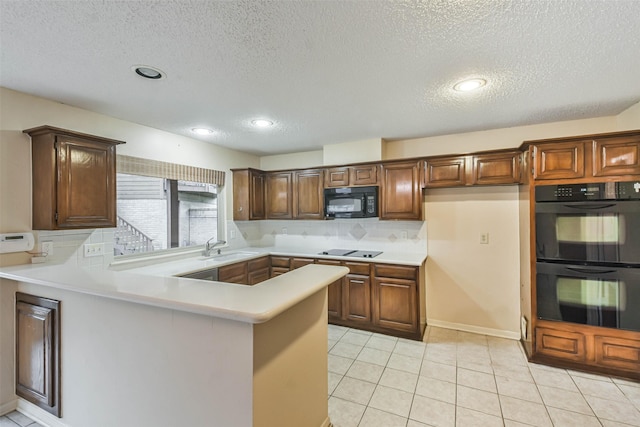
[251, 119, 274, 128]
[191, 128, 215, 135]
[132, 65, 165, 80]
[453, 78, 487, 92]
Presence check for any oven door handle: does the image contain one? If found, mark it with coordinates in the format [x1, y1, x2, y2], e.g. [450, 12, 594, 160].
[565, 266, 617, 275]
[563, 203, 616, 210]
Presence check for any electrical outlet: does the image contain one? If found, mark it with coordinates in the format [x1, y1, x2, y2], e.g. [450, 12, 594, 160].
[84, 243, 104, 257]
[230, 229, 236, 239]
[480, 233, 489, 244]
[41, 241, 54, 256]
[401, 230, 408, 240]
[282, 228, 287, 235]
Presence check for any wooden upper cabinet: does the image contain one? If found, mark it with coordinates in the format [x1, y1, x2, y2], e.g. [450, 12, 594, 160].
[324, 164, 378, 187]
[24, 126, 125, 230]
[293, 169, 324, 219]
[266, 172, 293, 219]
[380, 161, 422, 220]
[533, 141, 585, 180]
[526, 130, 640, 181]
[471, 151, 522, 185]
[424, 156, 466, 187]
[232, 169, 265, 220]
[325, 167, 350, 187]
[593, 135, 640, 177]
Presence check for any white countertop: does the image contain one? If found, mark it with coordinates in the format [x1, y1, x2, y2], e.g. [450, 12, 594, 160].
[0, 245, 424, 324]
[0, 262, 348, 324]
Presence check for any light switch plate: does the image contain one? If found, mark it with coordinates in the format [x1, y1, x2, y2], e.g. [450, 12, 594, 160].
[480, 233, 489, 244]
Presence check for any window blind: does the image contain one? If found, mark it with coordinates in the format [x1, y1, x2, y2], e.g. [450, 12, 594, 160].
[116, 155, 225, 186]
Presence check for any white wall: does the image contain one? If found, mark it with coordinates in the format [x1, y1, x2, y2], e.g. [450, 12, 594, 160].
[260, 150, 323, 170]
[0, 87, 260, 267]
[617, 101, 640, 129]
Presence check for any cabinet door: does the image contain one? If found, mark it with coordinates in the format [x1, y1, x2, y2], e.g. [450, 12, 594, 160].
[344, 274, 371, 323]
[593, 136, 640, 177]
[16, 293, 60, 416]
[533, 141, 585, 180]
[380, 161, 422, 220]
[266, 172, 293, 219]
[350, 165, 378, 185]
[293, 169, 324, 219]
[424, 156, 466, 188]
[325, 167, 350, 187]
[218, 262, 248, 284]
[471, 151, 522, 185]
[57, 137, 118, 228]
[535, 326, 587, 362]
[318, 259, 344, 321]
[372, 277, 418, 333]
[594, 335, 640, 372]
[248, 268, 270, 285]
[249, 170, 266, 219]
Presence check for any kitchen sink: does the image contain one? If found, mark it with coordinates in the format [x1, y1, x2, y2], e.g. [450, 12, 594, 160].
[197, 251, 259, 262]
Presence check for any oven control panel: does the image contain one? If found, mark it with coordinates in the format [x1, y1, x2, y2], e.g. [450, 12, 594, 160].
[536, 181, 640, 202]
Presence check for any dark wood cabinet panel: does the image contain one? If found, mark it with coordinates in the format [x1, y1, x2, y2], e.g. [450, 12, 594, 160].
[248, 268, 270, 285]
[232, 169, 265, 220]
[374, 264, 417, 280]
[16, 293, 60, 417]
[594, 335, 640, 372]
[325, 167, 349, 187]
[270, 266, 290, 277]
[24, 126, 124, 230]
[472, 151, 522, 185]
[270, 256, 291, 268]
[317, 259, 344, 321]
[532, 141, 585, 180]
[218, 262, 248, 284]
[372, 277, 417, 332]
[593, 136, 640, 177]
[424, 157, 466, 187]
[265, 172, 293, 219]
[291, 257, 315, 269]
[344, 274, 371, 323]
[535, 326, 587, 362]
[293, 169, 324, 219]
[350, 165, 378, 186]
[380, 161, 422, 220]
[324, 165, 378, 187]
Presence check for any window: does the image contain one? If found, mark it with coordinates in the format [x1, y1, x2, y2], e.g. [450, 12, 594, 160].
[114, 173, 224, 257]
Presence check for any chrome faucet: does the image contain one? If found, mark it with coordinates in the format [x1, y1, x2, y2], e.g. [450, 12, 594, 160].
[204, 238, 226, 257]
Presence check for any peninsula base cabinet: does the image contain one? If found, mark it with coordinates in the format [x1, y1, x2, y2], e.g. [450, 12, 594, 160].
[15, 293, 61, 417]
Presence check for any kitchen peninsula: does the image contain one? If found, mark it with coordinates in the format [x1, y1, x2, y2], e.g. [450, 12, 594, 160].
[0, 261, 348, 427]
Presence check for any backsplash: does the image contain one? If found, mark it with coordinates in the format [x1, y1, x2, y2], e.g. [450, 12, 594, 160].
[229, 219, 427, 254]
[36, 228, 115, 268]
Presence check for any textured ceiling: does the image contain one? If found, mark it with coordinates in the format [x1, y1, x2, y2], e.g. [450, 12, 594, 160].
[1, 0, 640, 155]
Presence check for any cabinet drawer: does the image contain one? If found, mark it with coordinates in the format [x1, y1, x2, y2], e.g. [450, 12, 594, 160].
[350, 165, 378, 185]
[535, 327, 586, 362]
[594, 335, 640, 372]
[374, 264, 417, 280]
[218, 262, 247, 282]
[317, 259, 342, 266]
[271, 266, 290, 277]
[344, 261, 370, 276]
[593, 136, 640, 177]
[270, 256, 290, 268]
[291, 257, 315, 269]
[248, 256, 269, 271]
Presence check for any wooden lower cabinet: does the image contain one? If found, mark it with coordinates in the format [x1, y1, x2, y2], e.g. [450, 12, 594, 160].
[372, 277, 417, 333]
[218, 262, 248, 284]
[344, 274, 371, 324]
[533, 320, 640, 380]
[247, 256, 270, 285]
[15, 293, 61, 417]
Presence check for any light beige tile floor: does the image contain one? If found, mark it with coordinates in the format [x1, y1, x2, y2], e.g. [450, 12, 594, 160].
[0, 411, 43, 427]
[328, 325, 640, 427]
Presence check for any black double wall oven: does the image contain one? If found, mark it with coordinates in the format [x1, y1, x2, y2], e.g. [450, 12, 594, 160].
[535, 181, 640, 332]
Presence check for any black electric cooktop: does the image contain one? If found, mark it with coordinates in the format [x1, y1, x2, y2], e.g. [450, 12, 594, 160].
[318, 249, 383, 259]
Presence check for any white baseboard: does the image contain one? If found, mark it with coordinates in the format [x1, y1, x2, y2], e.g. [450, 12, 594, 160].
[16, 399, 68, 427]
[427, 319, 520, 340]
[0, 399, 18, 416]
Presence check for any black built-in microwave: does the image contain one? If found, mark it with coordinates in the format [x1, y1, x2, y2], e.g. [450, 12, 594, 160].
[324, 186, 378, 218]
